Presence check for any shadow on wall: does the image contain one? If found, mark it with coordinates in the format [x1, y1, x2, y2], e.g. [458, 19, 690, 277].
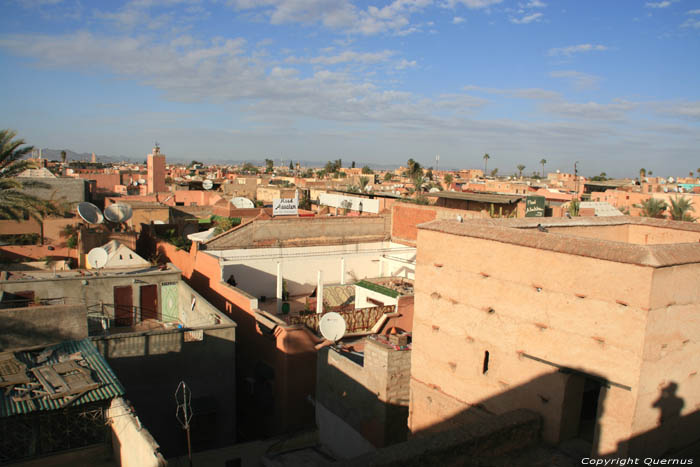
[316, 348, 409, 460]
[331, 366, 700, 466]
[94, 330, 236, 459]
[183, 267, 318, 442]
[387, 367, 699, 465]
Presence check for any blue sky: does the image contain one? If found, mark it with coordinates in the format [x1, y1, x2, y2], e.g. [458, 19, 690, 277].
[1, 0, 699, 176]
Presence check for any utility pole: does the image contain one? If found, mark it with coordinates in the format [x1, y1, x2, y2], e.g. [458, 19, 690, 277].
[175, 381, 194, 467]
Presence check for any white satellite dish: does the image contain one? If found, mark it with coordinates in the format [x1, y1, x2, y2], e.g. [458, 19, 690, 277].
[87, 247, 108, 269]
[202, 179, 213, 190]
[153, 220, 165, 224]
[138, 178, 146, 185]
[76, 202, 104, 224]
[429, 187, 440, 193]
[319, 312, 346, 342]
[104, 203, 133, 223]
[231, 197, 255, 209]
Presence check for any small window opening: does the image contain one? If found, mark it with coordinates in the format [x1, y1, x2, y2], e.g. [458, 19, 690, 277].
[119, 254, 123, 260]
[483, 351, 490, 374]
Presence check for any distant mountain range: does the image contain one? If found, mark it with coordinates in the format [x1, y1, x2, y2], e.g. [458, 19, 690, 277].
[35, 150, 413, 170]
[36, 149, 135, 164]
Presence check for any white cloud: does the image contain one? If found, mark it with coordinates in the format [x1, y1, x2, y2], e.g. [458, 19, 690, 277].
[654, 101, 700, 120]
[395, 58, 417, 69]
[548, 43, 608, 57]
[687, 9, 700, 14]
[645, 1, 674, 8]
[286, 49, 396, 65]
[549, 70, 601, 90]
[524, 0, 546, 7]
[452, 16, 465, 24]
[510, 12, 542, 24]
[443, 0, 502, 8]
[542, 99, 637, 121]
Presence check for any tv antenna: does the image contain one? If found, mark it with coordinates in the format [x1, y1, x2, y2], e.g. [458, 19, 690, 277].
[175, 381, 194, 467]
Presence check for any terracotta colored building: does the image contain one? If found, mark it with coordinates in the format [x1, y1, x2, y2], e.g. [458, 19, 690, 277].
[410, 216, 700, 458]
[147, 146, 166, 194]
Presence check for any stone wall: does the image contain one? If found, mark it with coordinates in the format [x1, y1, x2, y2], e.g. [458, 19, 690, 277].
[316, 338, 411, 457]
[205, 216, 390, 250]
[411, 226, 652, 454]
[337, 409, 541, 467]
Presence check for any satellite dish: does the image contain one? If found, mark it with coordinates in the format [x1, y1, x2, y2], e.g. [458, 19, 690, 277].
[202, 179, 213, 190]
[104, 203, 133, 223]
[138, 179, 146, 185]
[429, 187, 440, 193]
[87, 247, 108, 269]
[154, 220, 165, 224]
[77, 202, 104, 224]
[319, 312, 346, 341]
[231, 197, 255, 209]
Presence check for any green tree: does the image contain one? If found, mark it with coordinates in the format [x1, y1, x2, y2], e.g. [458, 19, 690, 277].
[351, 161, 356, 169]
[443, 173, 453, 185]
[289, 160, 294, 171]
[490, 168, 498, 177]
[539, 158, 547, 177]
[0, 130, 60, 222]
[359, 176, 370, 191]
[425, 168, 433, 180]
[483, 153, 490, 174]
[639, 168, 646, 180]
[517, 164, 525, 178]
[383, 172, 393, 182]
[362, 165, 373, 174]
[568, 199, 580, 217]
[669, 196, 695, 222]
[648, 171, 653, 176]
[265, 158, 274, 173]
[60, 150, 67, 164]
[635, 198, 668, 219]
[406, 158, 423, 178]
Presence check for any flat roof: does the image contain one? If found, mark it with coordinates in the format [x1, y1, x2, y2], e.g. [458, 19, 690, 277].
[417, 216, 700, 267]
[426, 191, 523, 204]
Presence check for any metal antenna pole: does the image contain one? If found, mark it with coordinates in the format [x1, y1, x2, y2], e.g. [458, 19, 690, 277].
[175, 381, 194, 467]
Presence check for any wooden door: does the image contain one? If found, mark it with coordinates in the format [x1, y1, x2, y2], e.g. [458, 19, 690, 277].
[140, 284, 159, 321]
[114, 286, 133, 326]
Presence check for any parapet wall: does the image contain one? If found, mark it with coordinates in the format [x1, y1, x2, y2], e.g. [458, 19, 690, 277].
[390, 203, 485, 246]
[337, 409, 541, 467]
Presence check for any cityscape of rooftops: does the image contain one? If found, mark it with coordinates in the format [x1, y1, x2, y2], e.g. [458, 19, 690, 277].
[0, 1, 699, 466]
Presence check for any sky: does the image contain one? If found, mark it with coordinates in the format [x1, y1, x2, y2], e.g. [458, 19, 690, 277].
[0, 0, 699, 177]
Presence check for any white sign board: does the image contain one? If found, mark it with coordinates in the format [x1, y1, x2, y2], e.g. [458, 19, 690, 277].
[273, 197, 298, 216]
[318, 193, 379, 214]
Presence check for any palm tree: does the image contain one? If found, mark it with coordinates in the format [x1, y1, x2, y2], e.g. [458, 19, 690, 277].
[669, 196, 695, 222]
[444, 173, 453, 185]
[517, 164, 525, 178]
[539, 158, 547, 177]
[60, 150, 67, 164]
[359, 176, 370, 192]
[0, 129, 60, 222]
[635, 198, 668, 219]
[483, 153, 490, 174]
[639, 168, 646, 180]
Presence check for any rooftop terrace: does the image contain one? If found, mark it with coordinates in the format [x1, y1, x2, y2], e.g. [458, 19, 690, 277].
[418, 216, 700, 267]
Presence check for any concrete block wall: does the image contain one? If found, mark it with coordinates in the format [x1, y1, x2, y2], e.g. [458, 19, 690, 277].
[0, 304, 88, 351]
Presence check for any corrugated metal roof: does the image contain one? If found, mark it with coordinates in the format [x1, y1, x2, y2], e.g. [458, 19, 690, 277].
[0, 339, 125, 418]
[427, 191, 523, 204]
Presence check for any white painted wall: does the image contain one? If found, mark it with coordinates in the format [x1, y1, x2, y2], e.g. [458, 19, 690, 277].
[354, 285, 398, 310]
[319, 193, 380, 214]
[210, 242, 415, 298]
